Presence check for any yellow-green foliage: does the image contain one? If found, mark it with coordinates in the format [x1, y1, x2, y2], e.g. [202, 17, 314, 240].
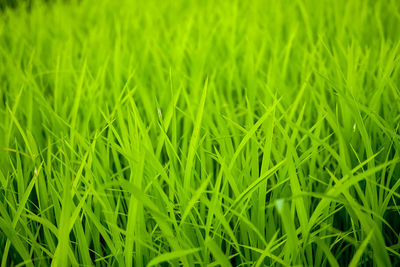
[0, 0, 400, 266]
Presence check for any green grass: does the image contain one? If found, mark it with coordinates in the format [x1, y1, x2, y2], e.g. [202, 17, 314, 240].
[1, 0, 400, 266]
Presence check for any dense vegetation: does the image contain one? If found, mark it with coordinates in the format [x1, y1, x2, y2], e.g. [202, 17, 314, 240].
[1, 0, 400, 266]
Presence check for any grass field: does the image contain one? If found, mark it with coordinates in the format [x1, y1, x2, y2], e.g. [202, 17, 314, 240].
[1, 0, 400, 266]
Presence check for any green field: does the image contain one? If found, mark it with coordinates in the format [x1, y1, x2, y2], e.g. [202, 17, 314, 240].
[1, 0, 400, 266]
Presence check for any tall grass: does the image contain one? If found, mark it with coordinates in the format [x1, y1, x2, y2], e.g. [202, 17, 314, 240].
[1, 0, 400, 266]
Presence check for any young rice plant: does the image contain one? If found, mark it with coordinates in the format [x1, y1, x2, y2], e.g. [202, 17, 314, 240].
[0, 0, 400, 266]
